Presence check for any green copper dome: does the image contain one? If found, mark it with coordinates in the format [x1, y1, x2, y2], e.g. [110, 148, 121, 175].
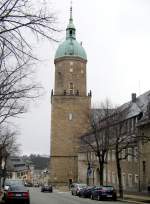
[55, 39, 87, 60]
[55, 6, 87, 61]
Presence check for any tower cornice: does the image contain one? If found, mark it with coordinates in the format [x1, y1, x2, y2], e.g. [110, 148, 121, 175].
[54, 56, 87, 64]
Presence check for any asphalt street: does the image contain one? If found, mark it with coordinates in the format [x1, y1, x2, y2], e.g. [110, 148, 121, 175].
[29, 187, 133, 204]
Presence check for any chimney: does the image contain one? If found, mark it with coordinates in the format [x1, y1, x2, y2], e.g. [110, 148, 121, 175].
[131, 93, 136, 103]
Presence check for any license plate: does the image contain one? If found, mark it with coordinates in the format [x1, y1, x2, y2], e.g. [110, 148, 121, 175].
[16, 194, 22, 197]
[107, 195, 112, 197]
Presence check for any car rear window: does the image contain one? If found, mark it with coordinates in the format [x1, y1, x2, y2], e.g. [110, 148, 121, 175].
[5, 179, 24, 186]
[10, 185, 26, 191]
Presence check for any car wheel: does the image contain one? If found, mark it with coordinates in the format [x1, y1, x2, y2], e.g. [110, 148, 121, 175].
[97, 195, 101, 201]
[24, 200, 30, 204]
[113, 195, 117, 201]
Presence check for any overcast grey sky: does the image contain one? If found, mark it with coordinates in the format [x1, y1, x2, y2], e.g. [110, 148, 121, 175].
[15, 0, 150, 155]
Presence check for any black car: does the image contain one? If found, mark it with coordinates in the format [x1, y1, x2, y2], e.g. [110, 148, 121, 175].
[91, 185, 117, 201]
[41, 184, 53, 192]
[79, 186, 96, 198]
[3, 184, 30, 204]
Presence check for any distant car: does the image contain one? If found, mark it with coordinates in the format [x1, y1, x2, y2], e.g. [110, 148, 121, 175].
[91, 185, 117, 201]
[70, 183, 87, 196]
[34, 183, 39, 187]
[24, 182, 33, 187]
[3, 184, 30, 204]
[41, 184, 53, 192]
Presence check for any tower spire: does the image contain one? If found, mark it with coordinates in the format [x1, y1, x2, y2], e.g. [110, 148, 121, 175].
[66, 0, 76, 40]
[70, 1, 73, 21]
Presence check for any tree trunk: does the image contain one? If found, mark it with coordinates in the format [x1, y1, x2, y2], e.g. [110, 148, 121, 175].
[99, 161, 104, 185]
[116, 155, 123, 198]
[87, 171, 89, 185]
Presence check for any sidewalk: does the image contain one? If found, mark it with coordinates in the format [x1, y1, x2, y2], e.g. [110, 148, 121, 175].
[119, 192, 150, 204]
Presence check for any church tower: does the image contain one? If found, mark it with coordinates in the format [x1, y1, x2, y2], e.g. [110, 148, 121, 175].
[50, 5, 91, 186]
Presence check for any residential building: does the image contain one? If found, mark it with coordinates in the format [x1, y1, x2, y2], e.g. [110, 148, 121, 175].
[6, 156, 32, 182]
[78, 91, 150, 192]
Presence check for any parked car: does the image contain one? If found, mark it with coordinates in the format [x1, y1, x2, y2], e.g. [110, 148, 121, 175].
[34, 183, 39, 187]
[41, 184, 53, 192]
[0, 188, 4, 203]
[3, 184, 30, 204]
[91, 185, 117, 201]
[79, 186, 96, 198]
[70, 183, 87, 196]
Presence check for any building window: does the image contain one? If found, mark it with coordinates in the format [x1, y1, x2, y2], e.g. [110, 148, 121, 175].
[143, 161, 146, 175]
[135, 174, 138, 184]
[70, 61, 74, 66]
[122, 173, 126, 187]
[134, 147, 138, 162]
[70, 82, 73, 89]
[70, 68, 73, 72]
[128, 148, 132, 161]
[112, 172, 116, 184]
[69, 82, 74, 95]
[107, 152, 110, 161]
[108, 171, 111, 183]
[104, 168, 106, 182]
[70, 89, 73, 95]
[70, 30, 72, 35]
[112, 150, 115, 161]
[68, 113, 73, 121]
[122, 149, 126, 159]
[17, 172, 20, 178]
[128, 174, 132, 187]
[81, 69, 84, 74]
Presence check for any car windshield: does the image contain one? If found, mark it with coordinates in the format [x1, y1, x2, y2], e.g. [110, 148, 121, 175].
[5, 179, 24, 186]
[103, 186, 114, 190]
[95, 186, 103, 190]
[78, 184, 87, 188]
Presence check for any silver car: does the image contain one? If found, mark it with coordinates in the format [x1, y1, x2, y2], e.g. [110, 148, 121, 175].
[71, 183, 87, 196]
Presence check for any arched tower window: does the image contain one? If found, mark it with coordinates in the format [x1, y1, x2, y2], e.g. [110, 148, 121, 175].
[69, 82, 74, 95]
[70, 30, 72, 36]
[68, 113, 73, 121]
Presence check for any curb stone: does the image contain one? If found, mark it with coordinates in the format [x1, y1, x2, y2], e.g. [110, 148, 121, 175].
[118, 198, 150, 204]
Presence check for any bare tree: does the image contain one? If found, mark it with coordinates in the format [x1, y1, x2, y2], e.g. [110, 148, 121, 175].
[81, 100, 114, 185]
[0, 41, 40, 124]
[0, 0, 59, 124]
[0, 126, 20, 186]
[0, 0, 59, 64]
